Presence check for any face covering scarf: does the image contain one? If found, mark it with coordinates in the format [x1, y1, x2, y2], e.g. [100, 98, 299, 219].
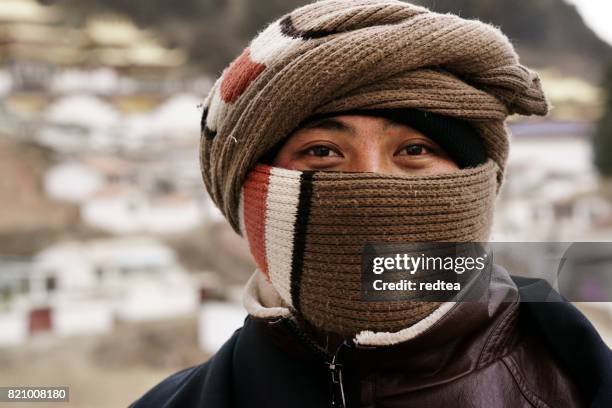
[239, 160, 498, 337]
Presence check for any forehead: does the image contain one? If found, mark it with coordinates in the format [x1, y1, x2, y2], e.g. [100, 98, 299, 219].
[298, 114, 413, 133]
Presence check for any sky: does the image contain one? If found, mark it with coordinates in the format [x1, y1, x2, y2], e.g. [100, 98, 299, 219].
[565, 0, 612, 45]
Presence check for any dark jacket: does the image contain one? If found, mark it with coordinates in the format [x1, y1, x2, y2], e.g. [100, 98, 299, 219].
[130, 274, 612, 408]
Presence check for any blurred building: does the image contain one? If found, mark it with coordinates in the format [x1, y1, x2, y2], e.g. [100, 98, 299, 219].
[85, 16, 186, 75]
[0, 0, 189, 95]
[0, 237, 198, 347]
[42, 153, 209, 235]
[0, 0, 85, 89]
[493, 120, 612, 241]
[82, 188, 204, 235]
[198, 300, 245, 354]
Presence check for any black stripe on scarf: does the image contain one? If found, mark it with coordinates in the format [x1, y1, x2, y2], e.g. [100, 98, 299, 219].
[280, 15, 337, 40]
[290, 171, 314, 312]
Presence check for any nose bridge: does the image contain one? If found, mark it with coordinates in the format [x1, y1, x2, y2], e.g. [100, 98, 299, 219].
[350, 130, 389, 173]
[353, 149, 384, 173]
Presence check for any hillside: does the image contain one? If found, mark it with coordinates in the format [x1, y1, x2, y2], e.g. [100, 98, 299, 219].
[55, 0, 612, 81]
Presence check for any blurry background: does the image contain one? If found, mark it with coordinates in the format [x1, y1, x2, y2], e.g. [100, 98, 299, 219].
[0, 0, 612, 406]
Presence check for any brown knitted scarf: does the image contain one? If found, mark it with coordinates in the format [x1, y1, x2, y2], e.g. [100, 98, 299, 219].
[240, 161, 497, 335]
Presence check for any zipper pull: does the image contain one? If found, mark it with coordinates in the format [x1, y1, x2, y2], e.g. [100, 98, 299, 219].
[329, 356, 346, 407]
[329, 341, 351, 408]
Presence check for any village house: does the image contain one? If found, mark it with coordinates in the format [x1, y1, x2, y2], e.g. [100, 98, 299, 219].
[0, 237, 199, 347]
[0, 0, 85, 89]
[81, 186, 205, 234]
[493, 120, 612, 241]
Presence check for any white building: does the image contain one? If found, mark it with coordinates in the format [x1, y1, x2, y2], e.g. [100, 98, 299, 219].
[0, 237, 199, 347]
[121, 93, 202, 155]
[81, 188, 205, 234]
[43, 161, 104, 203]
[493, 120, 611, 241]
[45, 93, 120, 128]
[36, 94, 122, 153]
[50, 68, 119, 95]
[198, 301, 245, 353]
[197, 285, 246, 353]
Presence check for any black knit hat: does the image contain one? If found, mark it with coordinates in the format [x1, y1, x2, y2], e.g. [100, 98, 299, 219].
[336, 108, 487, 169]
[261, 108, 487, 169]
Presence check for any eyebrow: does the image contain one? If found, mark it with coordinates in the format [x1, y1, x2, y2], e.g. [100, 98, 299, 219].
[302, 117, 349, 131]
[300, 117, 402, 133]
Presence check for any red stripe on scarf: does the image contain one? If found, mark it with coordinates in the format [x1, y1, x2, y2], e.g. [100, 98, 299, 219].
[220, 48, 266, 104]
[242, 165, 271, 278]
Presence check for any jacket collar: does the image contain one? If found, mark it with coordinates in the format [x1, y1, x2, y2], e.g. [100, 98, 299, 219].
[242, 270, 458, 347]
[241, 263, 521, 391]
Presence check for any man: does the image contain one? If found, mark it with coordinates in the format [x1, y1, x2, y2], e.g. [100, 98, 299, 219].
[131, 1, 612, 407]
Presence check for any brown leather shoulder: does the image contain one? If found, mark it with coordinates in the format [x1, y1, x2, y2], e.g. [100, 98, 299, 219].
[500, 311, 587, 408]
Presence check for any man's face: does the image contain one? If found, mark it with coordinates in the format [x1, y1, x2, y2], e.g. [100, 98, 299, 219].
[272, 115, 459, 176]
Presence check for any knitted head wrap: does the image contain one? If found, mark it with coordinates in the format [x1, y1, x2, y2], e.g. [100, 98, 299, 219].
[200, 0, 549, 233]
[199, 0, 549, 336]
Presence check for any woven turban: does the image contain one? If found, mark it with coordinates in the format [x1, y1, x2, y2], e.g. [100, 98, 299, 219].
[199, 0, 549, 233]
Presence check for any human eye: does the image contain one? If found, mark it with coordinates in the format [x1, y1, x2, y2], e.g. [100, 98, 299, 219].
[397, 143, 432, 156]
[302, 144, 342, 158]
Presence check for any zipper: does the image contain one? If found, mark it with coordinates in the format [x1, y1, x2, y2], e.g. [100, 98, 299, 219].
[282, 318, 353, 408]
[329, 341, 352, 408]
